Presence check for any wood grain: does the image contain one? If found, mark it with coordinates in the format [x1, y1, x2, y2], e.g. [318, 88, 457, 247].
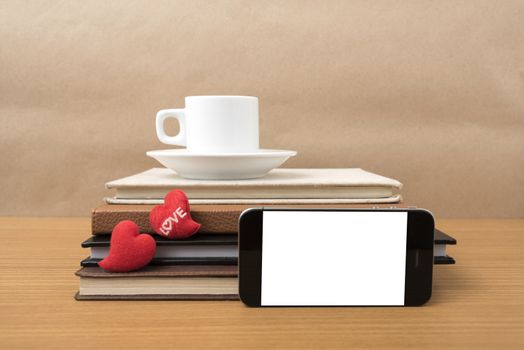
[1, 218, 523, 349]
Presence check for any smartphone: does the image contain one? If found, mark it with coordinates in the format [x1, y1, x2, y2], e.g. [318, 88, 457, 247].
[238, 208, 434, 307]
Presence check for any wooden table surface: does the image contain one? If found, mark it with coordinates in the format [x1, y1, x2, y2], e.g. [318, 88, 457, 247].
[1, 218, 523, 349]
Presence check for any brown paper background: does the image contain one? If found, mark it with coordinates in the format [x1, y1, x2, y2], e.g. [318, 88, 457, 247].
[1, 0, 523, 217]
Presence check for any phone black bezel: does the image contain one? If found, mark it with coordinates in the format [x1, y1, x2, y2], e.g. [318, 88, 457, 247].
[238, 208, 434, 307]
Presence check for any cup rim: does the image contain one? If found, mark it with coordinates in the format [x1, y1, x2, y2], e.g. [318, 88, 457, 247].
[185, 95, 258, 100]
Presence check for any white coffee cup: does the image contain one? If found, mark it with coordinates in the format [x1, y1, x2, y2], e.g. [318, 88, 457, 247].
[156, 95, 259, 153]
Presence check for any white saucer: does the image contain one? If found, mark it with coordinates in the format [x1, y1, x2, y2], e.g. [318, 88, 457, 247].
[146, 149, 297, 180]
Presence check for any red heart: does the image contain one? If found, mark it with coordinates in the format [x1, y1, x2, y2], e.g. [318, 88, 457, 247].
[98, 220, 156, 272]
[149, 190, 201, 239]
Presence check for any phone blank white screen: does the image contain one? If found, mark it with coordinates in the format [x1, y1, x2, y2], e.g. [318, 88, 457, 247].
[261, 211, 408, 306]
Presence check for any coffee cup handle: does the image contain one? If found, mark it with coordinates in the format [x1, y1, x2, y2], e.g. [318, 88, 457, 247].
[156, 109, 187, 146]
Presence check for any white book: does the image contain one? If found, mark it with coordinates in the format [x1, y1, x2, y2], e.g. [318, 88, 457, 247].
[106, 168, 402, 200]
[105, 195, 402, 205]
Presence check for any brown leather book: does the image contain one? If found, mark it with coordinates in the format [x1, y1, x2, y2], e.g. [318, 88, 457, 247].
[75, 265, 239, 300]
[92, 203, 408, 234]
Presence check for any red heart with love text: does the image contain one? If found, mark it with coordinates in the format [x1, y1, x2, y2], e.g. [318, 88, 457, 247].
[149, 189, 201, 239]
[98, 220, 156, 272]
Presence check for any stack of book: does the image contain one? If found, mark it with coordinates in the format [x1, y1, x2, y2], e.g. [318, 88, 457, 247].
[75, 168, 456, 300]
